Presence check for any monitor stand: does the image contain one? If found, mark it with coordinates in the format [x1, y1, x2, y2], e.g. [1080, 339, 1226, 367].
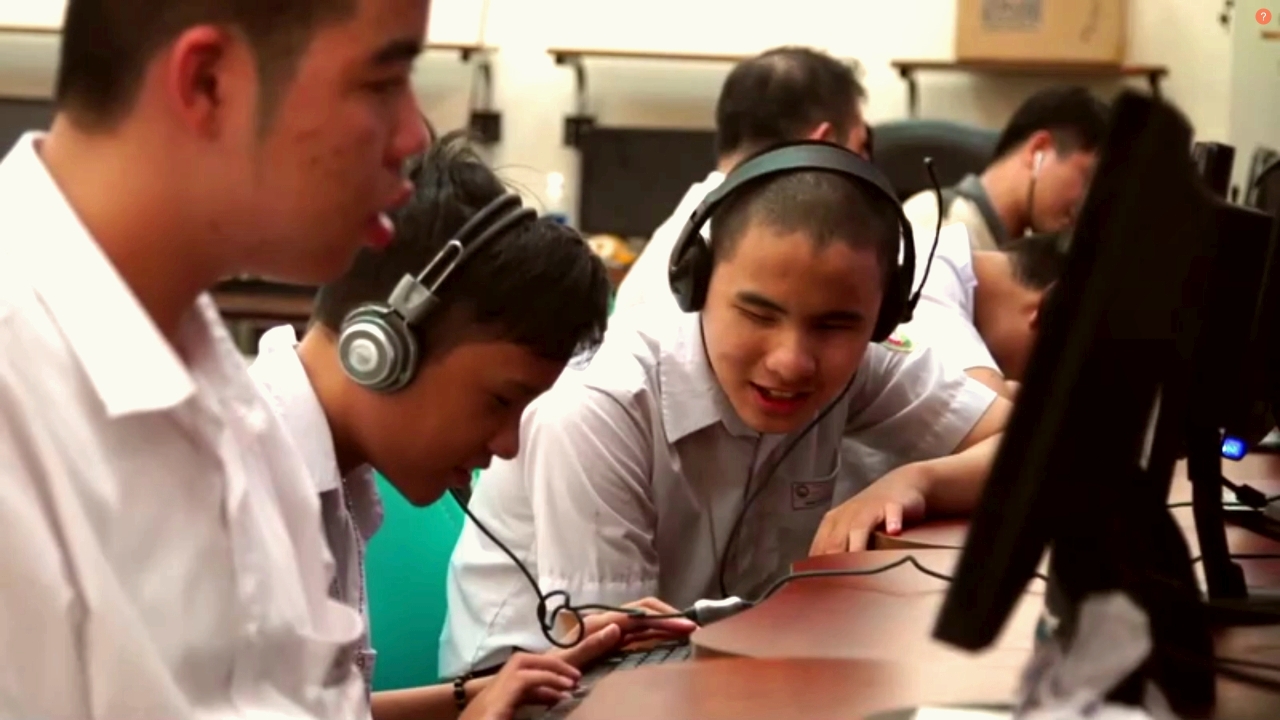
[1188, 424, 1280, 624]
[1222, 507, 1280, 544]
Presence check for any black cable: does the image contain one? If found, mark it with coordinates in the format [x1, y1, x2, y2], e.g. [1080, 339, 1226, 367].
[715, 373, 856, 598]
[752, 554, 1050, 606]
[908, 157, 944, 311]
[454, 499, 685, 650]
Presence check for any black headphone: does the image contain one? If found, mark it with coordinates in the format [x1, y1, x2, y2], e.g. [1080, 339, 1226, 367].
[338, 192, 536, 393]
[667, 140, 922, 343]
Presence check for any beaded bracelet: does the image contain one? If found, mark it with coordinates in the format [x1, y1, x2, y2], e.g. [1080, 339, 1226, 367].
[453, 673, 472, 711]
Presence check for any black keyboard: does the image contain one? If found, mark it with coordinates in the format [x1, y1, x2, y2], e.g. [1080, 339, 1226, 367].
[521, 640, 692, 719]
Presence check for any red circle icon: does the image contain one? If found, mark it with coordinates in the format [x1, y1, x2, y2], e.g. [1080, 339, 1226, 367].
[1259, 8, 1273, 24]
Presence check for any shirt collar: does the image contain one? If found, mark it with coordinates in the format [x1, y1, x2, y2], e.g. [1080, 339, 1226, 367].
[252, 325, 345, 494]
[0, 132, 201, 417]
[657, 311, 756, 443]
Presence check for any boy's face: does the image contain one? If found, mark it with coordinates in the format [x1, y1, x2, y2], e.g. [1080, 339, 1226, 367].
[1029, 147, 1096, 234]
[353, 339, 565, 506]
[206, 0, 430, 283]
[700, 225, 884, 435]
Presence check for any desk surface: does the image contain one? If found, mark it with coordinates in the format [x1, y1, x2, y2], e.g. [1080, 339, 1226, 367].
[573, 657, 1020, 720]
[874, 454, 1280, 553]
[569, 453, 1280, 719]
[692, 549, 1040, 668]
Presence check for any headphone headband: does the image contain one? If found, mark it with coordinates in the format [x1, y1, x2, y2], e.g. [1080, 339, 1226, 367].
[667, 140, 920, 343]
[339, 191, 535, 392]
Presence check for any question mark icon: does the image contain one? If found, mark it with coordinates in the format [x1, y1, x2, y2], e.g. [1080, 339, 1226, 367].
[1259, 8, 1273, 24]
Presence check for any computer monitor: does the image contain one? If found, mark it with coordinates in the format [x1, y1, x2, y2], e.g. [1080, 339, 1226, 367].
[932, 90, 1223, 714]
[1192, 141, 1236, 199]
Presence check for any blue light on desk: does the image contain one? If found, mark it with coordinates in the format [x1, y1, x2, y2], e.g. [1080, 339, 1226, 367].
[1222, 435, 1248, 461]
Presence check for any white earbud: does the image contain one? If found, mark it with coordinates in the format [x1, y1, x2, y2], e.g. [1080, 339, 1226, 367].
[1033, 151, 1045, 176]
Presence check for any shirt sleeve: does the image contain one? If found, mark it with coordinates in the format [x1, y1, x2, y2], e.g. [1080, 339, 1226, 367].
[901, 301, 998, 375]
[440, 379, 660, 674]
[0, 352, 91, 718]
[843, 342, 998, 470]
[523, 383, 659, 604]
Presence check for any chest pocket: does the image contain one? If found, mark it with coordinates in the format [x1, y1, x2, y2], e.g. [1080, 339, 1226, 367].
[730, 448, 843, 598]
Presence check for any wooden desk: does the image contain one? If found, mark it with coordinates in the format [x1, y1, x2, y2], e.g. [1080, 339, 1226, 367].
[573, 549, 1280, 719]
[873, 454, 1280, 552]
[568, 455, 1280, 719]
[572, 657, 1020, 720]
[693, 549, 1039, 668]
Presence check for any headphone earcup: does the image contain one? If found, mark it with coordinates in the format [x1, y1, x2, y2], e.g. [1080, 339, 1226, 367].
[871, 269, 909, 344]
[668, 229, 715, 313]
[337, 304, 420, 393]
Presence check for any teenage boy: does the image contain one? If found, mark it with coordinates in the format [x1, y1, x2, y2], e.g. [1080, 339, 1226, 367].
[613, 46, 871, 319]
[250, 131, 696, 720]
[902, 86, 1107, 250]
[0, 0, 430, 716]
[438, 143, 1012, 677]
[901, 226, 1066, 398]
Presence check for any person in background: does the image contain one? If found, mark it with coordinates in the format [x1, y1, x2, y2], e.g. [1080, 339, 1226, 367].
[250, 131, 696, 720]
[611, 46, 870, 319]
[439, 142, 1010, 678]
[0, 0, 429, 717]
[902, 86, 1107, 251]
[899, 226, 1067, 399]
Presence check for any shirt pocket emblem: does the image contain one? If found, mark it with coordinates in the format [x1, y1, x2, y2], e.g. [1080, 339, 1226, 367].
[791, 478, 835, 511]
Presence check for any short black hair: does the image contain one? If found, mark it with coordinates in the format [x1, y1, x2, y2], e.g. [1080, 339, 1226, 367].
[1005, 231, 1068, 290]
[710, 168, 901, 289]
[56, 0, 356, 129]
[715, 47, 865, 158]
[992, 86, 1110, 160]
[312, 130, 611, 364]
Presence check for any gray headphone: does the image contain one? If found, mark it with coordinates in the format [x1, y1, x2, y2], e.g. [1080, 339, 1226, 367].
[337, 192, 535, 393]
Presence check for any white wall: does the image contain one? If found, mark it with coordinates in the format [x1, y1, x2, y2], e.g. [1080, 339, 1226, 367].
[1227, 0, 1280, 194]
[0, 0, 1244, 221]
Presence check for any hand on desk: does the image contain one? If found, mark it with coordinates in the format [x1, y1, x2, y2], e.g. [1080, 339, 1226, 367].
[556, 597, 698, 653]
[809, 465, 928, 554]
[462, 642, 607, 720]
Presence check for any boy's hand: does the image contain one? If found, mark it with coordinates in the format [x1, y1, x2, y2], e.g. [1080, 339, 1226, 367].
[809, 466, 929, 555]
[552, 597, 698, 668]
[459, 640, 605, 720]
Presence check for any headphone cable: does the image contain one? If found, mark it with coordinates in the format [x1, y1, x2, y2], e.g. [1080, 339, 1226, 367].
[453, 496, 686, 649]
[906, 157, 945, 313]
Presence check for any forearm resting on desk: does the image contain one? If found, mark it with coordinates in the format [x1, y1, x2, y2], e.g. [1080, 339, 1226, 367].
[916, 431, 1002, 517]
[809, 432, 1003, 554]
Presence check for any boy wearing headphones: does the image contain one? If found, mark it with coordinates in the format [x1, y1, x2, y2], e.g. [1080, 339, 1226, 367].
[900, 226, 1066, 398]
[438, 141, 1012, 678]
[902, 86, 1107, 250]
[248, 132, 695, 719]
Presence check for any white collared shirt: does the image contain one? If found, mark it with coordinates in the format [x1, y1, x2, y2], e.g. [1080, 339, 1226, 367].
[610, 171, 724, 320]
[899, 223, 999, 374]
[0, 133, 367, 719]
[437, 311, 997, 677]
[249, 325, 385, 701]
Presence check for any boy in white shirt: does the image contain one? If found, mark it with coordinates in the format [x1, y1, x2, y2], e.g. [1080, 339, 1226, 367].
[249, 131, 695, 720]
[902, 86, 1106, 250]
[0, 0, 429, 717]
[901, 226, 1065, 398]
[439, 141, 1012, 678]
